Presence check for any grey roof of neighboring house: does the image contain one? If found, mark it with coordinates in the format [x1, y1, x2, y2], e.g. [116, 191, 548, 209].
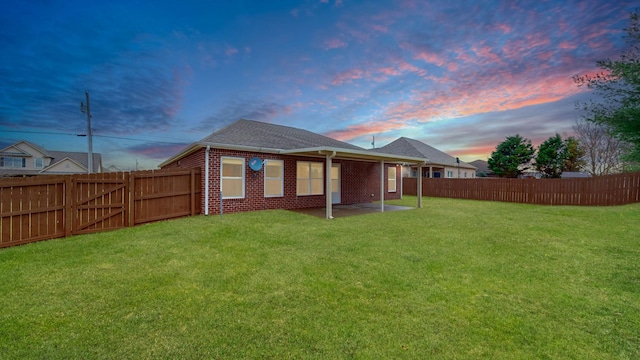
[47, 151, 102, 173]
[377, 137, 475, 169]
[200, 119, 364, 151]
[469, 160, 491, 174]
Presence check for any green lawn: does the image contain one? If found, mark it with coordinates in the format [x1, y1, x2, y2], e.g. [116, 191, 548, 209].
[1, 197, 639, 359]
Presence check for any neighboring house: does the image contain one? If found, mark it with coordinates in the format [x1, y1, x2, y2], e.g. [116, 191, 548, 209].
[105, 165, 122, 172]
[376, 137, 476, 178]
[159, 119, 427, 219]
[0, 140, 102, 177]
[469, 159, 495, 177]
[561, 171, 591, 178]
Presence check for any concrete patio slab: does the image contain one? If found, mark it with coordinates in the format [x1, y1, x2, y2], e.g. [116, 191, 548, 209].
[292, 203, 414, 218]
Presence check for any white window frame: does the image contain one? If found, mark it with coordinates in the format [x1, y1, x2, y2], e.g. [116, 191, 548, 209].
[35, 158, 44, 168]
[264, 159, 284, 197]
[388, 166, 397, 192]
[221, 157, 245, 199]
[297, 161, 324, 196]
[0, 156, 26, 168]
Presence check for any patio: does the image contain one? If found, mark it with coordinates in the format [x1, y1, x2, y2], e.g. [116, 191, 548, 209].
[292, 203, 414, 219]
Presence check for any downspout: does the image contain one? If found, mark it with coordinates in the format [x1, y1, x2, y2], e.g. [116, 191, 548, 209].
[417, 162, 424, 209]
[204, 145, 210, 216]
[324, 151, 336, 219]
[380, 160, 385, 213]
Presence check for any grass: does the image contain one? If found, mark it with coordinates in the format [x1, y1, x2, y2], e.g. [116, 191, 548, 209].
[1, 197, 639, 359]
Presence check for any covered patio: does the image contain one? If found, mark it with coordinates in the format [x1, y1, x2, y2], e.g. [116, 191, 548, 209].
[292, 203, 414, 218]
[280, 146, 426, 219]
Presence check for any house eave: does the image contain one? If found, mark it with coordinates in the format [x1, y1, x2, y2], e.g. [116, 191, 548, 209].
[159, 142, 284, 168]
[280, 146, 428, 164]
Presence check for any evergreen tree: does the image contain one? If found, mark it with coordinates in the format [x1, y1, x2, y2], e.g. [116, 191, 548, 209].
[536, 134, 567, 178]
[488, 135, 535, 178]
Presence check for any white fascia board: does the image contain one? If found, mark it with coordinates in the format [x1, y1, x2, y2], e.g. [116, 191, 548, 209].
[280, 146, 428, 164]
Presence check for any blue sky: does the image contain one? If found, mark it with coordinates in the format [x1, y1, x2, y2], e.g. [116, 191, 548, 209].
[0, 0, 634, 170]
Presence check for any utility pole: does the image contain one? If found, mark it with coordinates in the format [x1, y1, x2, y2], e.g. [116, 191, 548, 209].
[80, 91, 93, 174]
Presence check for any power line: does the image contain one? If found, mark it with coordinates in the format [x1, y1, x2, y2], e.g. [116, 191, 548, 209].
[1, 129, 80, 136]
[94, 134, 187, 145]
[1, 129, 189, 145]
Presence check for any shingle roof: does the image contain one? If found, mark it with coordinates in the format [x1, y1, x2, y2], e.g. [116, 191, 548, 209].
[47, 151, 102, 173]
[377, 137, 475, 168]
[200, 119, 364, 151]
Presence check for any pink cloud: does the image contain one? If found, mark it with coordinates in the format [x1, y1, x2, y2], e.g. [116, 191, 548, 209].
[472, 45, 503, 64]
[325, 119, 410, 141]
[331, 68, 367, 85]
[413, 50, 446, 67]
[225, 47, 239, 56]
[558, 41, 577, 50]
[372, 24, 388, 33]
[323, 38, 348, 50]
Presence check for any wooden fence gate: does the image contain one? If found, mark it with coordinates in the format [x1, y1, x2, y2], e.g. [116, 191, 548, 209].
[0, 168, 201, 248]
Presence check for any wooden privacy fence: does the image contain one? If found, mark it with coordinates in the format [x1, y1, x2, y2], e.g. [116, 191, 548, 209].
[403, 172, 640, 206]
[0, 168, 201, 248]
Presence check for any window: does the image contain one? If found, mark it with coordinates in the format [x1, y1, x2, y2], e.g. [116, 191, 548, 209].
[221, 157, 245, 198]
[0, 157, 26, 168]
[35, 158, 43, 168]
[447, 170, 454, 178]
[264, 160, 283, 197]
[388, 166, 397, 192]
[297, 161, 323, 195]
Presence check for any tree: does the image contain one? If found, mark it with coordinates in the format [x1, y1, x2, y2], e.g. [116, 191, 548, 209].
[536, 134, 567, 178]
[573, 119, 628, 176]
[488, 134, 535, 178]
[563, 136, 586, 172]
[574, 11, 640, 163]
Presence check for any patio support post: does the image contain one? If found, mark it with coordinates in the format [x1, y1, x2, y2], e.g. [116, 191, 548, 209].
[417, 163, 423, 208]
[325, 151, 335, 219]
[380, 160, 385, 213]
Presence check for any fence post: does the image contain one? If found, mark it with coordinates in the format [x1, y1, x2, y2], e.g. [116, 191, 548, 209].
[64, 176, 73, 238]
[128, 172, 135, 227]
[191, 169, 196, 216]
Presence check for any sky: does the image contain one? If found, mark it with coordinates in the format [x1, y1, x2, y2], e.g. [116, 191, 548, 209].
[0, 0, 635, 170]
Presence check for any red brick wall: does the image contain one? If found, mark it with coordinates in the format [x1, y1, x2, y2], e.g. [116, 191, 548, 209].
[162, 148, 402, 215]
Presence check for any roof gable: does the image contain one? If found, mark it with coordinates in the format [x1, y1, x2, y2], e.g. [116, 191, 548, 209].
[48, 151, 102, 173]
[0, 140, 51, 158]
[201, 119, 364, 151]
[378, 137, 475, 168]
[42, 157, 87, 173]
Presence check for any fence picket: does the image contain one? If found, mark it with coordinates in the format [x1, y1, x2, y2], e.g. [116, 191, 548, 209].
[403, 173, 640, 206]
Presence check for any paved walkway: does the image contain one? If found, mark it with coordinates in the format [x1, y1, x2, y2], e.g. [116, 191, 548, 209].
[292, 203, 414, 218]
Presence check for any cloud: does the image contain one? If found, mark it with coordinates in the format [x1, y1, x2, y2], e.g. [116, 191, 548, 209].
[126, 143, 190, 160]
[194, 99, 294, 132]
[323, 38, 348, 50]
[0, 6, 188, 137]
[225, 47, 239, 56]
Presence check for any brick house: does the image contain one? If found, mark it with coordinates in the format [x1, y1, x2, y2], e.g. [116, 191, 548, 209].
[160, 119, 427, 219]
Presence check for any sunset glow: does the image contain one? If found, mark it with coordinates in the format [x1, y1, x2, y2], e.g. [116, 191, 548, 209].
[0, 0, 633, 169]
